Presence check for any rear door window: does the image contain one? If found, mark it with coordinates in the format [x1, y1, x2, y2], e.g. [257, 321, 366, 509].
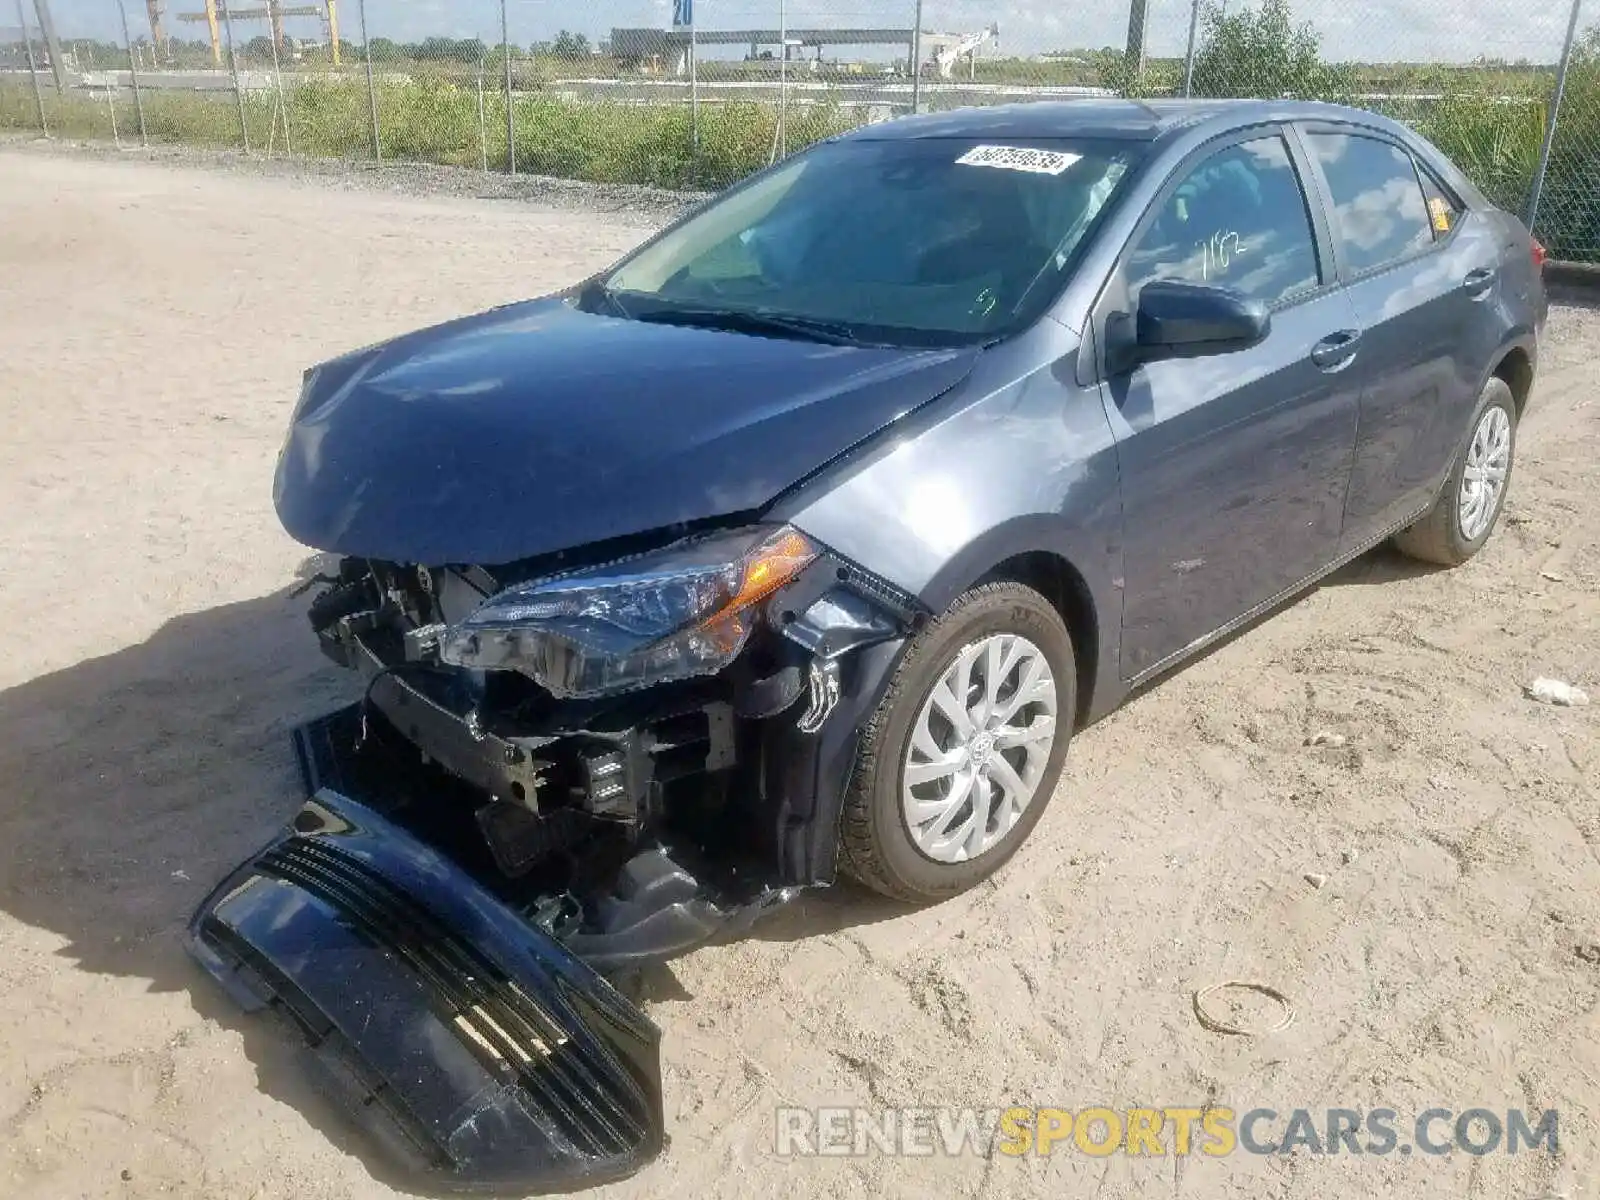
[1125, 135, 1321, 308]
[1306, 132, 1434, 275]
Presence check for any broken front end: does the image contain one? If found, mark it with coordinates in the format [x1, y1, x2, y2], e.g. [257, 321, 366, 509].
[293, 524, 921, 963]
[188, 524, 921, 1189]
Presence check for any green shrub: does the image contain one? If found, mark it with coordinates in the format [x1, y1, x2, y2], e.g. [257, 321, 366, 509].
[1094, 49, 1182, 99]
[1189, 0, 1356, 99]
[291, 77, 378, 159]
[375, 77, 483, 167]
[1413, 95, 1546, 215]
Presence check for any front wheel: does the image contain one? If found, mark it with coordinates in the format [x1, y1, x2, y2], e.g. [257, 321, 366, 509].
[1393, 376, 1518, 567]
[839, 582, 1075, 903]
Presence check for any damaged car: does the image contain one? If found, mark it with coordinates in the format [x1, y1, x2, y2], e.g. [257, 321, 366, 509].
[189, 98, 1546, 1192]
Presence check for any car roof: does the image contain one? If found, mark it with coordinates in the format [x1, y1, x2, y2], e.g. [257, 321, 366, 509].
[832, 96, 1491, 215]
[840, 97, 1403, 145]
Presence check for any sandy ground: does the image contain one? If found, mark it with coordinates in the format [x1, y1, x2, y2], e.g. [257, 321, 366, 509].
[1, 146, 1597, 1200]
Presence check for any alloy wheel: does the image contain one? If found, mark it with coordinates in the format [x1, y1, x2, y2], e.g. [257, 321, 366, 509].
[901, 633, 1058, 863]
[1458, 404, 1511, 541]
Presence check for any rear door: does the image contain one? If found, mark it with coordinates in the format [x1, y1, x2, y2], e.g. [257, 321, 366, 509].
[1092, 128, 1365, 680]
[1295, 124, 1505, 551]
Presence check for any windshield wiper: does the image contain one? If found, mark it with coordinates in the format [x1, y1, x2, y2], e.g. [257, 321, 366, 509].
[627, 305, 870, 347]
[587, 283, 634, 319]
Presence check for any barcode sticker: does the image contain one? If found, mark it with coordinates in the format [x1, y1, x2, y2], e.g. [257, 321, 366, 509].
[955, 145, 1081, 175]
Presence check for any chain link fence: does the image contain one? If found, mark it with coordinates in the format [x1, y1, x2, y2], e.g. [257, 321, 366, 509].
[2, 0, 1597, 260]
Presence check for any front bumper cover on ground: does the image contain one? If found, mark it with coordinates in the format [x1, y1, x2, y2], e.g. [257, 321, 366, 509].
[186, 789, 667, 1194]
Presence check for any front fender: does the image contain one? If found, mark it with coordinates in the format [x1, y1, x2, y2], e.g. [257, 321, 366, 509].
[775, 322, 1126, 725]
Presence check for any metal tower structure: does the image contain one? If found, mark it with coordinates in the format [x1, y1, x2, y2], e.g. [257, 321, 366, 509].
[176, 0, 339, 67]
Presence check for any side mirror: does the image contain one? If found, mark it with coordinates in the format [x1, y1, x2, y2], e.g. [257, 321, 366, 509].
[1133, 279, 1271, 362]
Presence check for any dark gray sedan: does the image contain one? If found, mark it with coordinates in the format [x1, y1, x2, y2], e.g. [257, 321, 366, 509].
[270, 97, 1547, 906]
[196, 98, 1549, 1191]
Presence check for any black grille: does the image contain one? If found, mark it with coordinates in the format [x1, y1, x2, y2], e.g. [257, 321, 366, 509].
[257, 839, 650, 1157]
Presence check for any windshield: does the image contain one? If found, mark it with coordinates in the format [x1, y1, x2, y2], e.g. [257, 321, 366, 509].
[594, 136, 1144, 347]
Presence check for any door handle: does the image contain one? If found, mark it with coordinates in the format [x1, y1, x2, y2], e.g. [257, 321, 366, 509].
[1462, 267, 1496, 298]
[1310, 329, 1361, 371]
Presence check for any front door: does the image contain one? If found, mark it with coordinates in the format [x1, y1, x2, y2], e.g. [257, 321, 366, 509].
[1097, 131, 1365, 680]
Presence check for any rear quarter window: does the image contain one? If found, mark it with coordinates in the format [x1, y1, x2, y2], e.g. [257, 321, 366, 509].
[1306, 132, 1434, 274]
[1418, 168, 1465, 239]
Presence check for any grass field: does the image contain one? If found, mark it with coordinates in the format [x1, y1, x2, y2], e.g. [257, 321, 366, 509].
[0, 76, 859, 191]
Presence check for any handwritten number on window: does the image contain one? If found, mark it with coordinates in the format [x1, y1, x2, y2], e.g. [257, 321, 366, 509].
[1194, 230, 1245, 281]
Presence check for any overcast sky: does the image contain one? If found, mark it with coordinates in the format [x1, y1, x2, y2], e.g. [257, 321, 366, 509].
[40, 0, 1583, 66]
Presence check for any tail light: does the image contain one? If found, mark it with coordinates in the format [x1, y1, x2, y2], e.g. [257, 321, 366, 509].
[1531, 237, 1548, 270]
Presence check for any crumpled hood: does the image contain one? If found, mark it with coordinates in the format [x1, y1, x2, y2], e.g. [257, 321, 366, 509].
[274, 295, 978, 566]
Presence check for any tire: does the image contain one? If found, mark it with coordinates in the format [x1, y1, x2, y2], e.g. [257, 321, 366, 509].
[1393, 376, 1518, 567]
[839, 582, 1076, 903]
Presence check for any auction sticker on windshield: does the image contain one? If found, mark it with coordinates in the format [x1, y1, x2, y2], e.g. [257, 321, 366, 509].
[956, 145, 1082, 175]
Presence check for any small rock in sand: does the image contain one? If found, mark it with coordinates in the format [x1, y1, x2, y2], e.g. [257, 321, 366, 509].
[1527, 678, 1590, 707]
[1304, 873, 1328, 889]
[1305, 730, 1347, 748]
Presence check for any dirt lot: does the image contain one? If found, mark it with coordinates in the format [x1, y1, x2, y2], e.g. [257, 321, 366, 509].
[1, 145, 1597, 1200]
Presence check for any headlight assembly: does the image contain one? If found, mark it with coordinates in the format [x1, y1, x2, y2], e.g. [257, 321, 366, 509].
[438, 526, 817, 698]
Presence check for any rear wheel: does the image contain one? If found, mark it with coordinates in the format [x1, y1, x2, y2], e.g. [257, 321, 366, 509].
[839, 582, 1075, 903]
[1393, 376, 1517, 566]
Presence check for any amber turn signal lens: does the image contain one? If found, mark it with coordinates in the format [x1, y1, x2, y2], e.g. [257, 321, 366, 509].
[706, 528, 817, 624]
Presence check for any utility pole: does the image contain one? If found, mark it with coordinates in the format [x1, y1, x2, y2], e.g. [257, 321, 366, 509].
[144, 0, 166, 56]
[910, 0, 922, 114]
[13, 0, 47, 131]
[220, 0, 248, 150]
[1182, 0, 1201, 96]
[119, 0, 149, 144]
[1526, 0, 1584, 232]
[501, 0, 514, 174]
[358, 0, 378, 157]
[1124, 0, 1149, 82]
[778, 0, 786, 158]
[203, 0, 219, 65]
[689, 1, 698, 179]
[31, 0, 66, 91]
